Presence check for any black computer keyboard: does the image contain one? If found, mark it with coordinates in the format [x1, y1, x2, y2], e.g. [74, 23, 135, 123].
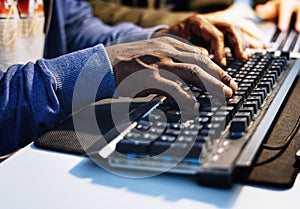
[270, 28, 300, 54]
[95, 51, 300, 188]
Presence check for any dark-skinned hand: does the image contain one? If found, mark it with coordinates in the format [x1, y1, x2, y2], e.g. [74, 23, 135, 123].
[105, 37, 238, 110]
[155, 14, 250, 67]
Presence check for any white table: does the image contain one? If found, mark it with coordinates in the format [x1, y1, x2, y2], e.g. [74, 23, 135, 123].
[0, 143, 299, 209]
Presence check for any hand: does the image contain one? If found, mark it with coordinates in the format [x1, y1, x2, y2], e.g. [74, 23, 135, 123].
[154, 14, 250, 67]
[105, 37, 238, 110]
[255, 0, 300, 32]
[203, 10, 267, 50]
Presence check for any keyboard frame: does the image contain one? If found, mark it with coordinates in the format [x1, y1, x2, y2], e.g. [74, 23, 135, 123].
[90, 51, 300, 188]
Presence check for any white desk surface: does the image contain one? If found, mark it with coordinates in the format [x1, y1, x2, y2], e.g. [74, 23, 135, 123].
[0, 143, 299, 209]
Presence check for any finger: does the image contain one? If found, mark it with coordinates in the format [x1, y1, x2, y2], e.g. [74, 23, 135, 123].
[218, 24, 249, 62]
[243, 33, 267, 49]
[158, 35, 207, 56]
[194, 46, 210, 57]
[113, 65, 198, 110]
[165, 62, 237, 98]
[295, 2, 300, 31]
[163, 50, 238, 93]
[255, 1, 279, 20]
[278, 0, 294, 31]
[210, 30, 227, 67]
[190, 15, 227, 66]
[237, 20, 266, 44]
[150, 75, 198, 111]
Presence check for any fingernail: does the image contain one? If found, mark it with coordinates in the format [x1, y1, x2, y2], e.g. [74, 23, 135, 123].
[262, 41, 268, 49]
[242, 51, 249, 60]
[223, 85, 233, 98]
[230, 80, 238, 92]
[221, 57, 227, 66]
[296, 24, 300, 32]
[279, 23, 288, 32]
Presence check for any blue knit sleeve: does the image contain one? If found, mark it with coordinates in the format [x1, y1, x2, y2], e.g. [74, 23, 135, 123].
[0, 44, 116, 155]
[63, 0, 167, 52]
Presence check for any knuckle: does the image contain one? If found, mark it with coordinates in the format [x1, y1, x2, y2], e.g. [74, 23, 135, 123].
[190, 66, 199, 77]
[220, 72, 232, 84]
[215, 30, 224, 41]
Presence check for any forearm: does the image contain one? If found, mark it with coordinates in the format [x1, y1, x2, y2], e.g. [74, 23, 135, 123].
[0, 44, 115, 155]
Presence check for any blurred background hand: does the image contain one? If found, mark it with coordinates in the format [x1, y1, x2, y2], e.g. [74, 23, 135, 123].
[156, 14, 250, 67]
[255, 0, 300, 32]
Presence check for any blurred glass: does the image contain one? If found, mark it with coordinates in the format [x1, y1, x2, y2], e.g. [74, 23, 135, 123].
[0, 0, 45, 71]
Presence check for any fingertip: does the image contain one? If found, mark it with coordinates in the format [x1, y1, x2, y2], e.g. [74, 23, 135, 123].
[295, 23, 300, 32]
[242, 51, 249, 61]
[230, 80, 238, 92]
[262, 42, 268, 49]
[223, 79, 238, 98]
[255, 5, 268, 19]
[223, 85, 233, 98]
[221, 57, 227, 67]
[278, 23, 288, 32]
[184, 94, 200, 111]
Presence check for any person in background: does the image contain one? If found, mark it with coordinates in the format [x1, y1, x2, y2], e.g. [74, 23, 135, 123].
[0, 0, 253, 157]
[255, 0, 300, 32]
[104, 0, 300, 45]
[86, 0, 268, 50]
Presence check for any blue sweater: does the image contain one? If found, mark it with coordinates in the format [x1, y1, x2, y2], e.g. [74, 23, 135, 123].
[0, 0, 164, 155]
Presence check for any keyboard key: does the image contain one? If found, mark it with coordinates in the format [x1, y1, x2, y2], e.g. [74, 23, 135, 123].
[196, 116, 210, 124]
[185, 142, 204, 158]
[215, 111, 231, 124]
[149, 127, 165, 135]
[235, 111, 251, 125]
[264, 74, 276, 84]
[257, 81, 272, 93]
[177, 135, 195, 143]
[211, 116, 227, 129]
[237, 86, 250, 98]
[166, 110, 181, 123]
[226, 95, 243, 113]
[199, 111, 214, 118]
[270, 65, 282, 76]
[243, 100, 259, 114]
[153, 121, 168, 129]
[248, 95, 263, 107]
[161, 134, 176, 142]
[165, 128, 181, 136]
[149, 140, 173, 155]
[239, 106, 254, 120]
[125, 131, 142, 140]
[136, 120, 152, 131]
[253, 88, 267, 100]
[220, 106, 235, 120]
[261, 77, 274, 88]
[116, 138, 151, 154]
[234, 91, 246, 100]
[250, 92, 264, 104]
[230, 117, 248, 132]
[169, 122, 184, 130]
[182, 128, 200, 136]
